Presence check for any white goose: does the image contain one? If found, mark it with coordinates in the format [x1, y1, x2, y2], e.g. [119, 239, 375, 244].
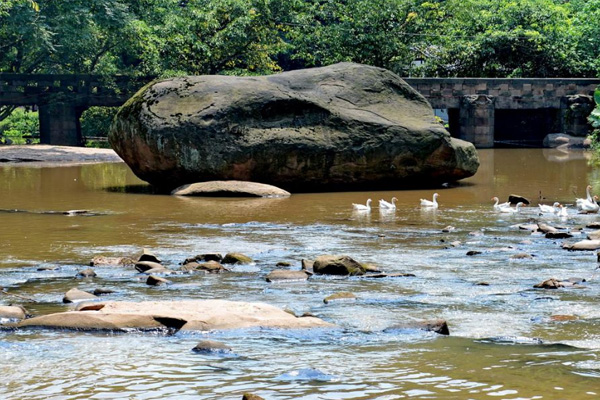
[491, 197, 511, 210]
[379, 197, 398, 210]
[420, 193, 439, 208]
[499, 202, 525, 213]
[352, 199, 372, 212]
[557, 204, 569, 217]
[579, 195, 599, 214]
[576, 185, 595, 210]
[538, 202, 560, 214]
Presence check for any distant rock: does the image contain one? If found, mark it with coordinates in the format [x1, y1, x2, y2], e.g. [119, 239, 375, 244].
[171, 181, 291, 198]
[266, 270, 310, 282]
[313, 255, 366, 276]
[146, 275, 170, 286]
[63, 288, 97, 303]
[508, 194, 530, 205]
[137, 249, 162, 264]
[192, 340, 233, 354]
[222, 253, 253, 265]
[543, 133, 591, 149]
[90, 256, 135, 266]
[76, 268, 97, 278]
[384, 319, 450, 335]
[323, 292, 357, 304]
[563, 239, 600, 251]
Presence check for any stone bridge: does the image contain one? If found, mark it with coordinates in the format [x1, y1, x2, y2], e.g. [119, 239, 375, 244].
[1, 74, 599, 147]
[404, 78, 600, 147]
[0, 74, 148, 146]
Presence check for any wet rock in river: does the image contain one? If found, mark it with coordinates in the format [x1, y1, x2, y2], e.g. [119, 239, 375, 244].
[182, 261, 227, 273]
[76, 268, 97, 278]
[276, 261, 292, 267]
[562, 239, 600, 251]
[545, 232, 573, 239]
[182, 253, 224, 265]
[323, 292, 357, 304]
[509, 194, 530, 205]
[222, 253, 253, 265]
[533, 278, 583, 289]
[466, 250, 482, 256]
[135, 261, 165, 273]
[93, 288, 115, 296]
[587, 230, 600, 240]
[537, 223, 557, 234]
[360, 272, 416, 279]
[146, 275, 170, 286]
[192, 340, 233, 354]
[63, 288, 98, 303]
[90, 256, 136, 267]
[0, 305, 28, 321]
[242, 393, 265, 400]
[384, 319, 450, 335]
[313, 255, 366, 276]
[511, 253, 533, 259]
[266, 270, 310, 282]
[17, 300, 334, 331]
[137, 249, 162, 264]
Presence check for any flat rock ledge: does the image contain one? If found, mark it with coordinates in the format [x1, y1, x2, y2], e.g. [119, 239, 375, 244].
[171, 181, 290, 198]
[16, 300, 333, 332]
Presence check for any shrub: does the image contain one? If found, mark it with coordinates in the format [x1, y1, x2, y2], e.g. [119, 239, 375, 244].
[0, 108, 39, 144]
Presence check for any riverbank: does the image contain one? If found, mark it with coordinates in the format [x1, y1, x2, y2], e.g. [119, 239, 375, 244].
[0, 144, 122, 167]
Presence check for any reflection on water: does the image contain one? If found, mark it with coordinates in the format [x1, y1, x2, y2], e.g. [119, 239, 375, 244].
[1, 149, 600, 399]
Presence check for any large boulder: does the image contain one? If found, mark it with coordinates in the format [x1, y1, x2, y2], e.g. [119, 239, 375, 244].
[109, 62, 479, 192]
[17, 300, 334, 332]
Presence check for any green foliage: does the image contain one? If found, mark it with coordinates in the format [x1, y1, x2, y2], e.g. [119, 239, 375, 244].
[80, 106, 118, 138]
[0, 108, 39, 144]
[588, 88, 600, 151]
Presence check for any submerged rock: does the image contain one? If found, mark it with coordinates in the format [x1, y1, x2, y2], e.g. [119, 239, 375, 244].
[192, 340, 233, 354]
[17, 300, 334, 332]
[171, 181, 290, 198]
[323, 292, 357, 304]
[266, 270, 310, 282]
[109, 62, 479, 191]
[137, 249, 162, 264]
[384, 319, 450, 335]
[242, 394, 265, 400]
[146, 275, 170, 286]
[76, 268, 97, 278]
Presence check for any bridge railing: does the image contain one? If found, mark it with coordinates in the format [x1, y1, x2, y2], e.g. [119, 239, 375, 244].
[0, 74, 151, 106]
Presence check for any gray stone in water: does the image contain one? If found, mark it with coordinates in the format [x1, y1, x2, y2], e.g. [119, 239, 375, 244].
[509, 194, 530, 205]
[146, 275, 170, 286]
[109, 62, 479, 192]
[192, 340, 233, 354]
[323, 292, 356, 304]
[266, 270, 310, 282]
[90, 256, 136, 266]
[76, 268, 97, 278]
[384, 319, 450, 335]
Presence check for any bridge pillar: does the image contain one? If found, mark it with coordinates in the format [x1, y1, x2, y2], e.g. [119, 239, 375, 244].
[458, 95, 496, 148]
[39, 102, 84, 146]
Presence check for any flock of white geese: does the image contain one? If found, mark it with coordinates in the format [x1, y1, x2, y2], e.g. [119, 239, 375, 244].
[351, 185, 600, 216]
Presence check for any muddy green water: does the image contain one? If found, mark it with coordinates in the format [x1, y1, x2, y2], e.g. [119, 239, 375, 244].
[1, 149, 599, 399]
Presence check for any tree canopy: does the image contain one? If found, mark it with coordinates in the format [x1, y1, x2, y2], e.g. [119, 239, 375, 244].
[0, 0, 598, 78]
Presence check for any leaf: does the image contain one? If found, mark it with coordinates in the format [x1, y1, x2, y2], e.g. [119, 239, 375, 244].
[595, 88, 600, 106]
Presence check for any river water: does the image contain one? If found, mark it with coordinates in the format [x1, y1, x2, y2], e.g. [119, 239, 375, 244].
[1, 149, 599, 399]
